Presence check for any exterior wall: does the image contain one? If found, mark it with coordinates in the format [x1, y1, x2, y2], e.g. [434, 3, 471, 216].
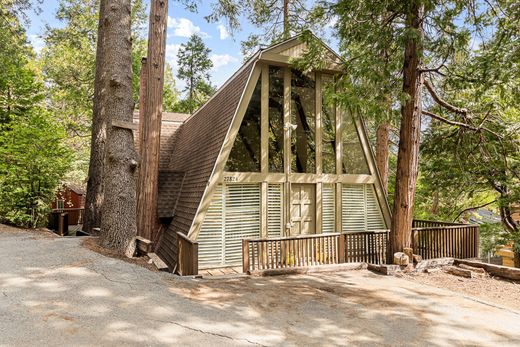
[196, 63, 389, 268]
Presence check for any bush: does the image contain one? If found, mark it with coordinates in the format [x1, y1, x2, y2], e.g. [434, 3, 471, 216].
[0, 110, 72, 227]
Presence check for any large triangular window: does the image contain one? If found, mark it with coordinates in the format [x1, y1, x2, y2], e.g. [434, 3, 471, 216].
[342, 114, 370, 174]
[225, 77, 262, 172]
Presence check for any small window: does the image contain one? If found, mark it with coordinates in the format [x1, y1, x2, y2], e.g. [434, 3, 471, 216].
[56, 199, 65, 211]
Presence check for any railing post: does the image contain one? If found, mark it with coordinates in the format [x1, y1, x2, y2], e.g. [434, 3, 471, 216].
[192, 242, 198, 276]
[338, 234, 345, 263]
[242, 239, 250, 273]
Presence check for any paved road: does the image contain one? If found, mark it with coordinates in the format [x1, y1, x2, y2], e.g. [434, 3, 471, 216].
[1, 227, 519, 346]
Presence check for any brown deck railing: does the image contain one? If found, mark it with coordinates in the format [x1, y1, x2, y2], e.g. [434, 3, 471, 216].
[412, 224, 479, 259]
[177, 232, 198, 276]
[343, 231, 389, 264]
[242, 233, 344, 272]
[242, 222, 479, 273]
[412, 219, 463, 228]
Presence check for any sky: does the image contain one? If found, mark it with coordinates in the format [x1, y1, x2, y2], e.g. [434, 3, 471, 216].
[26, 0, 261, 92]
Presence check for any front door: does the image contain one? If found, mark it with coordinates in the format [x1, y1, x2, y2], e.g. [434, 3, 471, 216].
[290, 184, 316, 235]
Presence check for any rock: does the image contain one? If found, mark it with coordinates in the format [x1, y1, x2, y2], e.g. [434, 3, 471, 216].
[458, 263, 486, 274]
[412, 254, 423, 263]
[445, 266, 485, 278]
[426, 268, 441, 274]
[393, 252, 410, 266]
[415, 257, 454, 272]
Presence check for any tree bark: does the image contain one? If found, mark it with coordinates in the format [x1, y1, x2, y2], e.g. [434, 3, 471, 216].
[83, 0, 107, 234]
[283, 0, 289, 39]
[99, 0, 138, 257]
[375, 121, 390, 193]
[136, 0, 168, 243]
[390, 1, 423, 255]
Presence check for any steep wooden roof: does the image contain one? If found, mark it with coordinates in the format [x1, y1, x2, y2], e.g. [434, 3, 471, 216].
[156, 59, 256, 270]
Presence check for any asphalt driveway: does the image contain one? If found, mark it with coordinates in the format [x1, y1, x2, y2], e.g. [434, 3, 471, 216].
[1, 226, 519, 346]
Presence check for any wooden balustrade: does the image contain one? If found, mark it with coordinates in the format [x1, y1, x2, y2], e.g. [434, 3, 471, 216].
[243, 233, 344, 273]
[343, 231, 389, 264]
[412, 219, 462, 228]
[411, 225, 479, 259]
[177, 232, 198, 276]
[242, 224, 479, 273]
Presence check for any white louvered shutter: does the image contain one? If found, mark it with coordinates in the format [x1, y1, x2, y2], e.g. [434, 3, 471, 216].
[322, 184, 335, 233]
[366, 185, 386, 230]
[198, 184, 224, 267]
[342, 184, 366, 232]
[267, 184, 283, 237]
[224, 184, 261, 264]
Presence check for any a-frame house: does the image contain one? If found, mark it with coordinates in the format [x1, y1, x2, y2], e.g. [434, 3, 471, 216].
[153, 34, 391, 273]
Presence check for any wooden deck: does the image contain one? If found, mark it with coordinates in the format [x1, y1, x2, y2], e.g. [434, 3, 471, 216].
[199, 266, 243, 277]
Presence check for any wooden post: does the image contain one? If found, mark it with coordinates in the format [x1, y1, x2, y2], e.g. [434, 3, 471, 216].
[338, 233, 345, 263]
[136, 0, 168, 242]
[242, 239, 250, 273]
[137, 57, 148, 157]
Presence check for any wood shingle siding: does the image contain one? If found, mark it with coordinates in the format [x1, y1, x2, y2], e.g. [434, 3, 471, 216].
[156, 61, 255, 271]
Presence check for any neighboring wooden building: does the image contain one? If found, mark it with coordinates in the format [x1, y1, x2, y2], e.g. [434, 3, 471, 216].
[52, 183, 85, 225]
[151, 35, 391, 272]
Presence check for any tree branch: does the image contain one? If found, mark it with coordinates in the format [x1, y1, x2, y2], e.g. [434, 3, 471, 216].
[452, 199, 497, 222]
[424, 79, 468, 115]
[422, 110, 502, 139]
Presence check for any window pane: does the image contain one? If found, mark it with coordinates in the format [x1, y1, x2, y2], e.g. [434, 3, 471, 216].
[226, 77, 261, 172]
[321, 74, 336, 174]
[342, 113, 370, 174]
[268, 66, 284, 172]
[291, 70, 316, 173]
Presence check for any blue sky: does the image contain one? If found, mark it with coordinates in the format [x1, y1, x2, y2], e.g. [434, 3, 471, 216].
[26, 1, 260, 91]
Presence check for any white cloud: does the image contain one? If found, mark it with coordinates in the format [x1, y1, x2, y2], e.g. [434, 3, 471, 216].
[210, 54, 239, 70]
[167, 17, 209, 38]
[29, 34, 44, 54]
[217, 24, 229, 40]
[165, 43, 181, 69]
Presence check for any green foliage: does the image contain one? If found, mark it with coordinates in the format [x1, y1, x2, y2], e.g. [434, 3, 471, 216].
[0, 111, 73, 228]
[479, 223, 510, 257]
[176, 34, 214, 114]
[162, 63, 180, 112]
[41, 0, 148, 185]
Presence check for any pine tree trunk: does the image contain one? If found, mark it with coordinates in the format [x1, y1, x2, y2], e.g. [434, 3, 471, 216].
[83, 0, 107, 234]
[375, 121, 390, 194]
[99, 0, 138, 257]
[136, 0, 168, 243]
[283, 0, 289, 39]
[390, 1, 423, 255]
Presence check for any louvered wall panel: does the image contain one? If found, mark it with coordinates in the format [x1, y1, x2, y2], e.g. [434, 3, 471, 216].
[342, 185, 366, 232]
[224, 184, 261, 264]
[267, 184, 283, 237]
[342, 184, 386, 232]
[366, 185, 386, 230]
[322, 184, 335, 233]
[197, 185, 224, 267]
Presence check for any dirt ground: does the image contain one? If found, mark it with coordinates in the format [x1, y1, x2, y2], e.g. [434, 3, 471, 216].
[2, 224, 520, 346]
[401, 270, 520, 311]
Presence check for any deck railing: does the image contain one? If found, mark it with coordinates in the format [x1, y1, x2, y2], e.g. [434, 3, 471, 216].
[412, 224, 479, 259]
[177, 232, 198, 276]
[242, 233, 343, 272]
[412, 219, 463, 228]
[343, 231, 389, 264]
[242, 222, 479, 273]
